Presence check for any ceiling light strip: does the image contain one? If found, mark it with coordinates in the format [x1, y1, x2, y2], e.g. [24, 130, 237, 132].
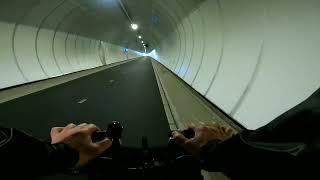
[117, 0, 133, 23]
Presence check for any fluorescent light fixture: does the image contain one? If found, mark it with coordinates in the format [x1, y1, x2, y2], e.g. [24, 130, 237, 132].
[138, 35, 142, 39]
[141, 41, 144, 43]
[131, 23, 138, 30]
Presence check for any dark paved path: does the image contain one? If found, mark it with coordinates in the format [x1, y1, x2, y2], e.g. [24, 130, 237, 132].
[0, 57, 169, 148]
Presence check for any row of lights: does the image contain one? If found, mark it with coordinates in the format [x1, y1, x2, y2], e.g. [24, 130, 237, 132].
[131, 23, 146, 48]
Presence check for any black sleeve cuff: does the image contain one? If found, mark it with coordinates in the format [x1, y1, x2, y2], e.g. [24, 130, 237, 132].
[45, 143, 79, 170]
[199, 139, 222, 171]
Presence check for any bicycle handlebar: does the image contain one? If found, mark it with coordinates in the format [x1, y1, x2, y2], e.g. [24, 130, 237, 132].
[68, 121, 203, 180]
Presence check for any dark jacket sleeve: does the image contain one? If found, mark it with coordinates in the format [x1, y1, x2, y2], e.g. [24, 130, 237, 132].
[200, 88, 320, 179]
[0, 127, 79, 177]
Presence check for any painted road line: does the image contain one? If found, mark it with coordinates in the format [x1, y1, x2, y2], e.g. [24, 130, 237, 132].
[77, 99, 87, 104]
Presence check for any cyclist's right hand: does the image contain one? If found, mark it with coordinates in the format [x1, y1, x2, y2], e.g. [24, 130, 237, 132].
[172, 122, 233, 156]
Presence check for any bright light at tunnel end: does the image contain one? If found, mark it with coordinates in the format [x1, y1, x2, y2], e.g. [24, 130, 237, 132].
[131, 23, 138, 30]
[137, 49, 159, 61]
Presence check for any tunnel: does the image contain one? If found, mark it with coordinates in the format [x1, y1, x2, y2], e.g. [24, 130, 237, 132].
[0, 0, 320, 179]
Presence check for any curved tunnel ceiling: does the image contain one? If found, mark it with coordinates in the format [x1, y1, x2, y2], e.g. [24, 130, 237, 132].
[0, 0, 205, 52]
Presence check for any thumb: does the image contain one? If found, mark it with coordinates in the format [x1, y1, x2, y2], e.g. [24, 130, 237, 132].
[50, 127, 64, 136]
[172, 131, 188, 146]
[94, 138, 112, 153]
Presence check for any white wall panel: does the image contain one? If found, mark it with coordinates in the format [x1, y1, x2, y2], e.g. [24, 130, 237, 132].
[37, 28, 61, 77]
[162, 42, 174, 69]
[97, 41, 106, 65]
[75, 36, 84, 69]
[0, 22, 26, 88]
[161, 29, 180, 70]
[183, 8, 205, 85]
[100, 42, 109, 64]
[87, 39, 96, 68]
[192, 0, 222, 94]
[172, 30, 181, 70]
[90, 40, 99, 68]
[164, 30, 178, 70]
[15, 25, 47, 81]
[108, 44, 126, 64]
[83, 38, 92, 69]
[169, 31, 180, 69]
[53, 32, 73, 74]
[157, 0, 320, 129]
[66, 34, 80, 71]
[177, 17, 193, 78]
[173, 24, 185, 74]
[206, 0, 265, 113]
[233, 0, 320, 129]
[93, 40, 102, 67]
[87, 39, 94, 68]
[0, 21, 140, 90]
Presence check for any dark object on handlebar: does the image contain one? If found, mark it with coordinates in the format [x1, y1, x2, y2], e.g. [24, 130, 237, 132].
[82, 122, 203, 180]
[91, 121, 123, 142]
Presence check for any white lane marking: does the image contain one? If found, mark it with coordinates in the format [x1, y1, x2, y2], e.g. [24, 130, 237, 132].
[78, 99, 87, 104]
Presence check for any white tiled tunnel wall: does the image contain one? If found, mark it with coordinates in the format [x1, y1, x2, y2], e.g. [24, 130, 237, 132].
[0, 21, 140, 90]
[155, 0, 320, 130]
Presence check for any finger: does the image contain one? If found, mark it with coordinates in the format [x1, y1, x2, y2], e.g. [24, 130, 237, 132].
[65, 123, 77, 129]
[51, 127, 64, 134]
[85, 124, 100, 134]
[78, 123, 88, 128]
[94, 138, 112, 153]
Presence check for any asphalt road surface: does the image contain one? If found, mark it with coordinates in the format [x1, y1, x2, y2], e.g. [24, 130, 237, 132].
[0, 57, 170, 148]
